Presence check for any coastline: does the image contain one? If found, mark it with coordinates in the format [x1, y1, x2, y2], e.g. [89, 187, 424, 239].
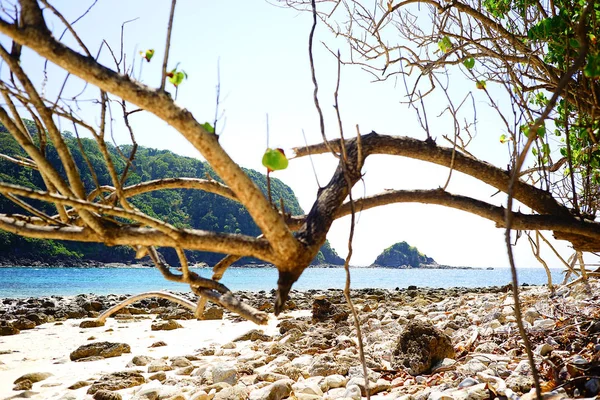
[0, 259, 488, 270]
[0, 282, 595, 399]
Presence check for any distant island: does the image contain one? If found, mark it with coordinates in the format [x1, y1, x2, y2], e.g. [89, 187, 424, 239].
[0, 123, 344, 268]
[370, 241, 487, 270]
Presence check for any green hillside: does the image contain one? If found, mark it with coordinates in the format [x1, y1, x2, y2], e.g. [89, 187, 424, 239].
[0, 121, 343, 267]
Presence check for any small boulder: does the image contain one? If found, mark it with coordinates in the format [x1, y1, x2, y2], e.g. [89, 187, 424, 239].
[391, 320, 455, 375]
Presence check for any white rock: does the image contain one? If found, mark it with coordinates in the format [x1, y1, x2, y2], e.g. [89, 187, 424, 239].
[212, 362, 238, 385]
[343, 384, 362, 400]
[189, 390, 210, 400]
[292, 379, 324, 396]
[324, 374, 347, 390]
[533, 319, 556, 331]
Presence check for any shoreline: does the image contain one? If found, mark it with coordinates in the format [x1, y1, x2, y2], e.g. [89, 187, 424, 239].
[0, 282, 595, 399]
[0, 262, 489, 270]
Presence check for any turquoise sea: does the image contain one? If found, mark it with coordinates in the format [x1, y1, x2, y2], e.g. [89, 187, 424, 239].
[0, 266, 566, 298]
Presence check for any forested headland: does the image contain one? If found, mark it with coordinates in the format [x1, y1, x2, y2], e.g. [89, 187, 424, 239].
[0, 121, 343, 267]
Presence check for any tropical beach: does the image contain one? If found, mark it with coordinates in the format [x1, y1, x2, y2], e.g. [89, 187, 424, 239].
[1, 1, 600, 400]
[1, 281, 599, 399]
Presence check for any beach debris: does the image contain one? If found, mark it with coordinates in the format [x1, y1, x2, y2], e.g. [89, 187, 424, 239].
[70, 341, 131, 361]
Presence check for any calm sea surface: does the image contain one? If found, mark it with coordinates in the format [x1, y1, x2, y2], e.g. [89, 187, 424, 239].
[0, 267, 566, 298]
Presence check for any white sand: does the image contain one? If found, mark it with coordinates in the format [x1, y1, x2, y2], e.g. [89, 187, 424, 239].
[0, 312, 307, 399]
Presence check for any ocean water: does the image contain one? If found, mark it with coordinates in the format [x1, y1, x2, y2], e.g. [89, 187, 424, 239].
[0, 266, 566, 298]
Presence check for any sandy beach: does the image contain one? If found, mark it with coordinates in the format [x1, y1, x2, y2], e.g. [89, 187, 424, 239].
[0, 311, 305, 399]
[1, 283, 599, 400]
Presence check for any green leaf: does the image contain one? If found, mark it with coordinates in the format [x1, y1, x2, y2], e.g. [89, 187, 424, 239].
[140, 49, 155, 62]
[499, 134, 509, 143]
[463, 57, 475, 69]
[201, 122, 215, 134]
[168, 69, 188, 86]
[537, 124, 546, 139]
[584, 54, 600, 78]
[262, 148, 289, 172]
[438, 36, 453, 53]
[476, 80, 487, 90]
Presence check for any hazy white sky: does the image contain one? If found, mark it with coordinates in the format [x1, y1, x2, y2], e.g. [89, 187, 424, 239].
[8, 0, 590, 269]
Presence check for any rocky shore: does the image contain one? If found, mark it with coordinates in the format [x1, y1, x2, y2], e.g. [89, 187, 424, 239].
[1, 282, 599, 399]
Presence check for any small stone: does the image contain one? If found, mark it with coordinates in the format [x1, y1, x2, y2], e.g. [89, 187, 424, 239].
[534, 343, 554, 356]
[92, 390, 122, 400]
[151, 320, 183, 331]
[213, 384, 249, 400]
[80, 320, 105, 328]
[87, 371, 145, 394]
[202, 306, 224, 320]
[149, 341, 167, 348]
[189, 390, 209, 400]
[234, 329, 272, 342]
[13, 379, 33, 391]
[170, 356, 193, 367]
[147, 361, 174, 372]
[148, 372, 167, 383]
[68, 381, 91, 390]
[458, 377, 479, 388]
[14, 372, 53, 384]
[13, 318, 36, 330]
[212, 363, 238, 385]
[249, 379, 293, 400]
[175, 365, 194, 375]
[0, 321, 20, 336]
[343, 384, 362, 400]
[533, 319, 556, 331]
[128, 355, 155, 367]
[70, 342, 131, 361]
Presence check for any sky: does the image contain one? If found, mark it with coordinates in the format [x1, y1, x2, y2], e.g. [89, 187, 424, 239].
[3, 0, 593, 270]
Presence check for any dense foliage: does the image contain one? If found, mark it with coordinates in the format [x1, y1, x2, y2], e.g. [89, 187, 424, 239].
[373, 241, 435, 268]
[0, 123, 343, 266]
